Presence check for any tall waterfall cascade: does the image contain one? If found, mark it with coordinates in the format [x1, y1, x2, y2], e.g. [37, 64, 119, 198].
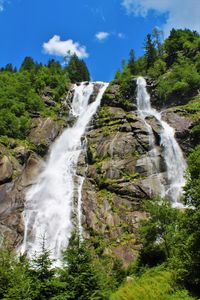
[20, 81, 109, 262]
[136, 77, 186, 207]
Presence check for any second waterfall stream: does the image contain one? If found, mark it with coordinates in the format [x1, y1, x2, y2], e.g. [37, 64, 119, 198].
[20, 82, 108, 262]
[136, 77, 186, 206]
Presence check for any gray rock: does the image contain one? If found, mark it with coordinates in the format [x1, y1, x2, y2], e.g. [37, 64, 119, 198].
[28, 117, 62, 155]
[21, 153, 43, 187]
[162, 110, 194, 154]
[0, 156, 13, 184]
[14, 146, 31, 164]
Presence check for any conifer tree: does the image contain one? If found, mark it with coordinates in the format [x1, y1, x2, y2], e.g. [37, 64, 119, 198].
[144, 34, 157, 69]
[127, 49, 137, 75]
[29, 238, 59, 300]
[66, 54, 90, 83]
[47, 59, 62, 72]
[60, 235, 103, 300]
[5, 63, 15, 72]
[20, 56, 36, 72]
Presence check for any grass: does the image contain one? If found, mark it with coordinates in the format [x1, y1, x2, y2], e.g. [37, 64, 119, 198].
[110, 267, 195, 300]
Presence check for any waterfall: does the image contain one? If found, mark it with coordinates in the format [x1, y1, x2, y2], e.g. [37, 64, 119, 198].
[136, 77, 186, 207]
[20, 81, 108, 262]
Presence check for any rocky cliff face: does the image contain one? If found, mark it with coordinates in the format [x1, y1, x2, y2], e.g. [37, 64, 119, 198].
[0, 79, 196, 265]
[78, 79, 197, 264]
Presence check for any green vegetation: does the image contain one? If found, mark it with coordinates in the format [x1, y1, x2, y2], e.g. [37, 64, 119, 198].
[144, 33, 157, 69]
[110, 268, 194, 300]
[0, 235, 126, 300]
[157, 55, 200, 102]
[137, 198, 179, 268]
[0, 55, 90, 140]
[176, 95, 200, 121]
[65, 54, 90, 83]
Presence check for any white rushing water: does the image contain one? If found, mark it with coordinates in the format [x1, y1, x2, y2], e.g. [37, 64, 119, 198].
[136, 77, 186, 207]
[20, 81, 108, 261]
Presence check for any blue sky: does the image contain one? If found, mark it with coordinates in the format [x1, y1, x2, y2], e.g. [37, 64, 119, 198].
[0, 0, 199, 81]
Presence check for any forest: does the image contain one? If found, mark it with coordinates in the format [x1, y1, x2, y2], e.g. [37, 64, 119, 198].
[0, 28, 200, 299]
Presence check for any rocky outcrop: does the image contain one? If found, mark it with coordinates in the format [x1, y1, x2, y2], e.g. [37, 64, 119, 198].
[28, 117, 62, 156]
[162, 110, 195, 154]
[0, 148, 42, 248]
[41, 87, 56, 106]
[79, 80, 195, 264]
[102, 81, 137, 111]
[79, 101, 169, 264]
[0, 156, 13, 184]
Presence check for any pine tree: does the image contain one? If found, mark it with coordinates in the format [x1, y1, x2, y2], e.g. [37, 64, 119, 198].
[127, 49, 136, 75]
[0, 248, 35, 299]
[60, 235, 103, 300]
[29, 238, 60, 300]
[20, 56, 36, 72]
[144, 34, 157, 69]
[47, 59, 62, 72]
[66, 54, 90, 83]
[5, 63, 15, 72]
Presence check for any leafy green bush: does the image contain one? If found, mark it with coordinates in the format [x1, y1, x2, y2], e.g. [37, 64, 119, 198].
[184, 145, 200, 207]
[164, 29, 200, 67]
[137, 198, 179, 269]
[0, 110, 21, 137]
[147, 59, 166, 78]
[157, 56, 200, 102]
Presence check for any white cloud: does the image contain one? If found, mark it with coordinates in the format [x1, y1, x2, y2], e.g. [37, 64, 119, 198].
[43, 35, 89, 58]
[122, 0, 200, 36]
[95, 31, 110, 41]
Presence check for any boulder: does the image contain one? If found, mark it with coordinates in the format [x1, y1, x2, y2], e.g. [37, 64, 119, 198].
[21, 153, 43, 187]
[41, 87, 56, 106]
[88, 83, 101, 104]
[112, 244, 137, 267]
[162, 111, 193, 153]
[145, 116, 162, 135]
[28, 117, 62, 155]
[162, 111, 193, 135]
[0, 156, 13, 184]
[14, 146, 31, 164]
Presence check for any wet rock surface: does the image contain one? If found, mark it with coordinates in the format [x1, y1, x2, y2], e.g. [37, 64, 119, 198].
[162, 110, 194, 154]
